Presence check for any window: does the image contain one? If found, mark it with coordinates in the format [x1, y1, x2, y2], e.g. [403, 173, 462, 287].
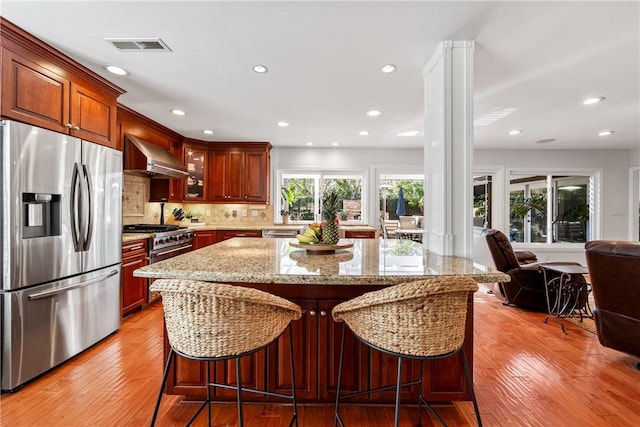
[509, 174, 593, 244]
[278, 171, 366, 224]
[379, 174, 424, 221]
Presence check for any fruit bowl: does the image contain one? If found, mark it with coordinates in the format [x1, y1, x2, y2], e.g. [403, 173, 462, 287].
[289, 240, 353, 254]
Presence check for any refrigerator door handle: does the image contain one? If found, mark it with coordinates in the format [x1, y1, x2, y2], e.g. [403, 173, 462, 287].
[82, 164, 94, 251]
[27, 269, 119, 301]
[70, 162, 82, 251]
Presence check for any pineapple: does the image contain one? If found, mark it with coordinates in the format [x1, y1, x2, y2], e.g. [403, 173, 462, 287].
[321, 190, 341, 244]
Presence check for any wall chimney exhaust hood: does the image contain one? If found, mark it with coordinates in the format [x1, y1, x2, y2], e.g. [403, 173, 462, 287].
[123, 134, 188, 179]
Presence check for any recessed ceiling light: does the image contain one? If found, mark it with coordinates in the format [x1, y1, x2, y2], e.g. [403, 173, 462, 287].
[381, 64, 397, 73]
[202, 130, 214, 135]
[359, 131, 370, 136]
[252, 64, 268, 73]
[277, 121, 290, 127]
[332, 142, 339, 146]
[306, 142, 313, 146]
[105, 65, 128, 76]
[366, 110, 381, 117]
[598, 130, 615, 136]
[397, 131, 419, 137]
[509, 129, 523, 135]
[583, 96, 605, 105]
[170, 109, 186, 116]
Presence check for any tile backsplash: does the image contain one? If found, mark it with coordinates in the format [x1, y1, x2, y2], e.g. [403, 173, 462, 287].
[122, 175, 274, 225]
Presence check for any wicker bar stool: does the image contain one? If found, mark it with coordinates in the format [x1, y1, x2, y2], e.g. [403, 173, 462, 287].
[149, 279, 302, 427]
[332, 276, 482, 427]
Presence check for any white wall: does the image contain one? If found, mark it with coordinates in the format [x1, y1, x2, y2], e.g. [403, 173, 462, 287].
[631, 148, 640, 167]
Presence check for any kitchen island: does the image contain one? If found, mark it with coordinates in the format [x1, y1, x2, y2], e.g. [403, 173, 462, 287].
[135, 237, 508, 404]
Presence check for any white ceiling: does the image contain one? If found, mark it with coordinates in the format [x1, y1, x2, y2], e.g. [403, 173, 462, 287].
[2, 1, 639, 151]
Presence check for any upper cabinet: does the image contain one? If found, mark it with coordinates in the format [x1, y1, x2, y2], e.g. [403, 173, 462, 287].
[183, 140, 208, 202]
[117, 105, 185, 202]
[209, 142, 271, 204]
[0, 18, 124, 149]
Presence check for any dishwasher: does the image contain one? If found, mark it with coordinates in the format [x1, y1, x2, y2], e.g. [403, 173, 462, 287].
[261, 229, 301, 238]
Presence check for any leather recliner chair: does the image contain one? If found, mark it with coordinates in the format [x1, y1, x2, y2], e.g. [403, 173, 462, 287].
[585, 240, 640, 369]
[482, 228, 582, 312]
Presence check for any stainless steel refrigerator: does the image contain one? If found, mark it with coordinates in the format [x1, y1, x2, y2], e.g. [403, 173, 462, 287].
[1, 120, 122, 391]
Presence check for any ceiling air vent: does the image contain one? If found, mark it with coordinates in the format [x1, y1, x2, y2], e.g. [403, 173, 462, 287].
[105, 38, 172, 52]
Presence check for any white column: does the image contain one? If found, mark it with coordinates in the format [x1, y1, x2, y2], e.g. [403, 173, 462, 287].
[423, 41, 474, 256]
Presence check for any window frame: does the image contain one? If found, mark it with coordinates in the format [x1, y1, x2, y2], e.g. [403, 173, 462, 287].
[505, 167, 602, 248]
[276, 167, 368, 225]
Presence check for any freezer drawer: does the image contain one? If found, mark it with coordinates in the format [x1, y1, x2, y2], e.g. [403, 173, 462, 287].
[1, 266, 121, 391]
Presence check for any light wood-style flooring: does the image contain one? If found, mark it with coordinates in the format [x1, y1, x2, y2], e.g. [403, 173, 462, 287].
[1, 285, 639, 426]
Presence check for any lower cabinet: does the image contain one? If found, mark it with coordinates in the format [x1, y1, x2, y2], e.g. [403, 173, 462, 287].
[121, 239, 148, 317]
[215, 229, 262, 243]
[343, 229, 377, 239]
[162, 290, 474, 403]
[192, 230, 216, 249]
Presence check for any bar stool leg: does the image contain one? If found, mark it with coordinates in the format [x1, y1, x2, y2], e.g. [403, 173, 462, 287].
[236, 356, 244, 427]
[206, 361, 212, 427]
[461, 348, 483, 427]
[417, 360, 424, 426]
[288, 325, 299, 427]
[150, 349, 175, 427]
[394, 356, 403, 427]
[334, 323, 347, 427]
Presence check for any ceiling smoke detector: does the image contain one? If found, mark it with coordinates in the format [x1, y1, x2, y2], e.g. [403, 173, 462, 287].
[105, 38, 172, 52]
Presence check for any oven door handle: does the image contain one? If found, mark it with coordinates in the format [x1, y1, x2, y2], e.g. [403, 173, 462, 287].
[152, 244, 192, 258]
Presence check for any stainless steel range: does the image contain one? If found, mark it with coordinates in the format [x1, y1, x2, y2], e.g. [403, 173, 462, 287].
[123, 224, 193, 302]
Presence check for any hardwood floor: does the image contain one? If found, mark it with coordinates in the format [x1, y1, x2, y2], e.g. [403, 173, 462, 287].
[2, 285, 639, 426]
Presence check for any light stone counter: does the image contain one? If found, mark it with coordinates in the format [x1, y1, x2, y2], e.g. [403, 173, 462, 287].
[134, 237, 509, 285]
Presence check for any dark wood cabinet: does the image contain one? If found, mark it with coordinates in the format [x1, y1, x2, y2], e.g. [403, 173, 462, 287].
[343, 229, 377, 239]
[121, 239, 148, 317]
[209, 143, 271, 204]
[215, 229, 262, 243]
[183, 141, 208, 202]
[193, 230, 216, 249]
[162, 285, 475, 403]
[117, 105, 185, 202]
[1, 19, 123, 149]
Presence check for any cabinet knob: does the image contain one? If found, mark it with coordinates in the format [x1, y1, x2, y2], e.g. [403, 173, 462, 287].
[309, 310, 317, 316]
[65, 123, 73, 128]
[73, 126, 80, 131]
[244, 195, 248, 199]
[320, 310, 327, 316]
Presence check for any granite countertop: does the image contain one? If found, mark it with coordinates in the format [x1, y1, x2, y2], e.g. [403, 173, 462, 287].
[123, 233, 152, 243]
[134, 237, 509, 286]
[187, 224, 306, 231]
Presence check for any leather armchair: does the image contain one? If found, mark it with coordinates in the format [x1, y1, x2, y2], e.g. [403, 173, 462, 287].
[482, 228, 581, 312]
[585, 240, 640, 368]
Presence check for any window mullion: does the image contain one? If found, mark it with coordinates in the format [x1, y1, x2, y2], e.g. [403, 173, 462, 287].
[547, 175, 553, 244]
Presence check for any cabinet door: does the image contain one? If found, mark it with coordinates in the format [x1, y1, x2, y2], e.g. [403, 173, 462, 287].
[225, 151, 245, 201]
[184, 145, 207, 201]
[268, 299, 318, 400]
[121, 239, 148, 318]
[244, 151, 268, 202]
[1, 48, 70, 133]
[208, 150, 225, 202]
[318, 299, 369, 401]
[193, 231, 216, 249]
[70, 82, 117, 148]
[121, 254, 148, 317]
